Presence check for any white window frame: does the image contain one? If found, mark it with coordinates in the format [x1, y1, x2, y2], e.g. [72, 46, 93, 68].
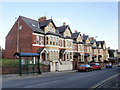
[36, 35, 39, 44]
[41, 36, 44, 45]
[50, 37, 52, 45]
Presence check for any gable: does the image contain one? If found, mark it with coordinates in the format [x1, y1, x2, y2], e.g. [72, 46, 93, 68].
[93, 42, 96, 46]
[63, 27, 71, 37]
[44, 22, 56, 33]
[86, 38, 90, 43]
[76, 34, 82, 42]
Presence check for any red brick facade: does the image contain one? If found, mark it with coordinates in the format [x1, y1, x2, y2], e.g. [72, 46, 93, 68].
[5, 17, 33, 59]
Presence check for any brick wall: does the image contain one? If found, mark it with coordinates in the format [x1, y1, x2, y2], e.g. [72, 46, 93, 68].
[4, 17, 33, 59]
[1, 65, 50, 74]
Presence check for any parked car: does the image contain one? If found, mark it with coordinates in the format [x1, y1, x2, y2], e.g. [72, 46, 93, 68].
[77, 64, 93, 72]
[89, 63, 101, 70]
[118, 63, 120, 67]
[106, 63, 112, 68]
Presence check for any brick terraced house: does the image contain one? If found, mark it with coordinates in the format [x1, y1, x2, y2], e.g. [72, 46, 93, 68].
[4, 16, 108, 71]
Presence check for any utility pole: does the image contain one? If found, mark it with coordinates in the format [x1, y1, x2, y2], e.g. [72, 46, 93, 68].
[16, 19, 20, 52]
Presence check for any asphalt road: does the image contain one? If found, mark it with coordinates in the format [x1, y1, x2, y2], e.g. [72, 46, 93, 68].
[2, 67, 120, 88]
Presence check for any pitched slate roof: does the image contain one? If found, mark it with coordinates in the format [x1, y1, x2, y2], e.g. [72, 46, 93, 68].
[96, 41, 105, 48]
[82, 34, 89, 43]
[20, 16, 45, 34]
[39, 19, 57, 29]
[57, 25, 72, 35]
[71, 32, 80, 39]
[83, 34, 89, 40]
[46, 31, 61, 37]
[20, 16, 58, 35]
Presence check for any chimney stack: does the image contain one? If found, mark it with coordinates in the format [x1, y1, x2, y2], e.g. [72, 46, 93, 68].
[75, 30, 78, 33]
[63, 22, 66, 26]
[38, 16, 47, 22]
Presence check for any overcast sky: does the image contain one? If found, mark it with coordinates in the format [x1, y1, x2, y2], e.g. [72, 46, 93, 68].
[0, 2, 118, 49]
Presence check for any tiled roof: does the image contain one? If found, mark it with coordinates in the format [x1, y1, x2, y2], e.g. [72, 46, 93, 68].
[71, 32, 80, 39]
[20, 16, 59, 36]
[39, 19, 57, 29]
[96, 41, 105, 48]
[57, 25, 72, 35]
[20, 16, 45, 34]
[46, 31, 61, 37]
[83, 35, 88, 40]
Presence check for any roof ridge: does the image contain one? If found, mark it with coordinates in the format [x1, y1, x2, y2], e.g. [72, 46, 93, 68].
[20, 15, 38, 22]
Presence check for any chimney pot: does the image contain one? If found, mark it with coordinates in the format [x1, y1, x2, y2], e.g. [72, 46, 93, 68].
[75, 30, 78, 33]
[63, 22, 66, 26]
[38, 16, 47, 22]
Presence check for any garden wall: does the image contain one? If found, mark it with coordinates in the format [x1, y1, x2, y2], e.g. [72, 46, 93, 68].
[1, 65, 50, 74]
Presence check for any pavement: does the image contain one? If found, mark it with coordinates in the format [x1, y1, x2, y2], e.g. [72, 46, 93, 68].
[2, 65, 120, 89]
[2, 64, 112, 81]
[2, 70, 77, 82]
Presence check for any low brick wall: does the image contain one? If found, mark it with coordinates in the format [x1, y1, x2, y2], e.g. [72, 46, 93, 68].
[1, 65, 50, 75]
[2, 66, 19, 74]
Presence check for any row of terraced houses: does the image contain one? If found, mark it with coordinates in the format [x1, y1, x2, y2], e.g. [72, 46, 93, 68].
[4, 16, 109, 72]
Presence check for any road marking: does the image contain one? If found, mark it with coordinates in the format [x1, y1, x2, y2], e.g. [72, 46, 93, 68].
[25, 80, 58, 88]
[89, 73, 120, 90]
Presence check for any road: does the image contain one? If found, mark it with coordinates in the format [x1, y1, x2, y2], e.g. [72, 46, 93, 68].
[2, 67, 119, 88]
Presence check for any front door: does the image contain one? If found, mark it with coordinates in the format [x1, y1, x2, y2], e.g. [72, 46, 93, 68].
[42, 53, 45, 61]
[73, 57, 78, 70]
